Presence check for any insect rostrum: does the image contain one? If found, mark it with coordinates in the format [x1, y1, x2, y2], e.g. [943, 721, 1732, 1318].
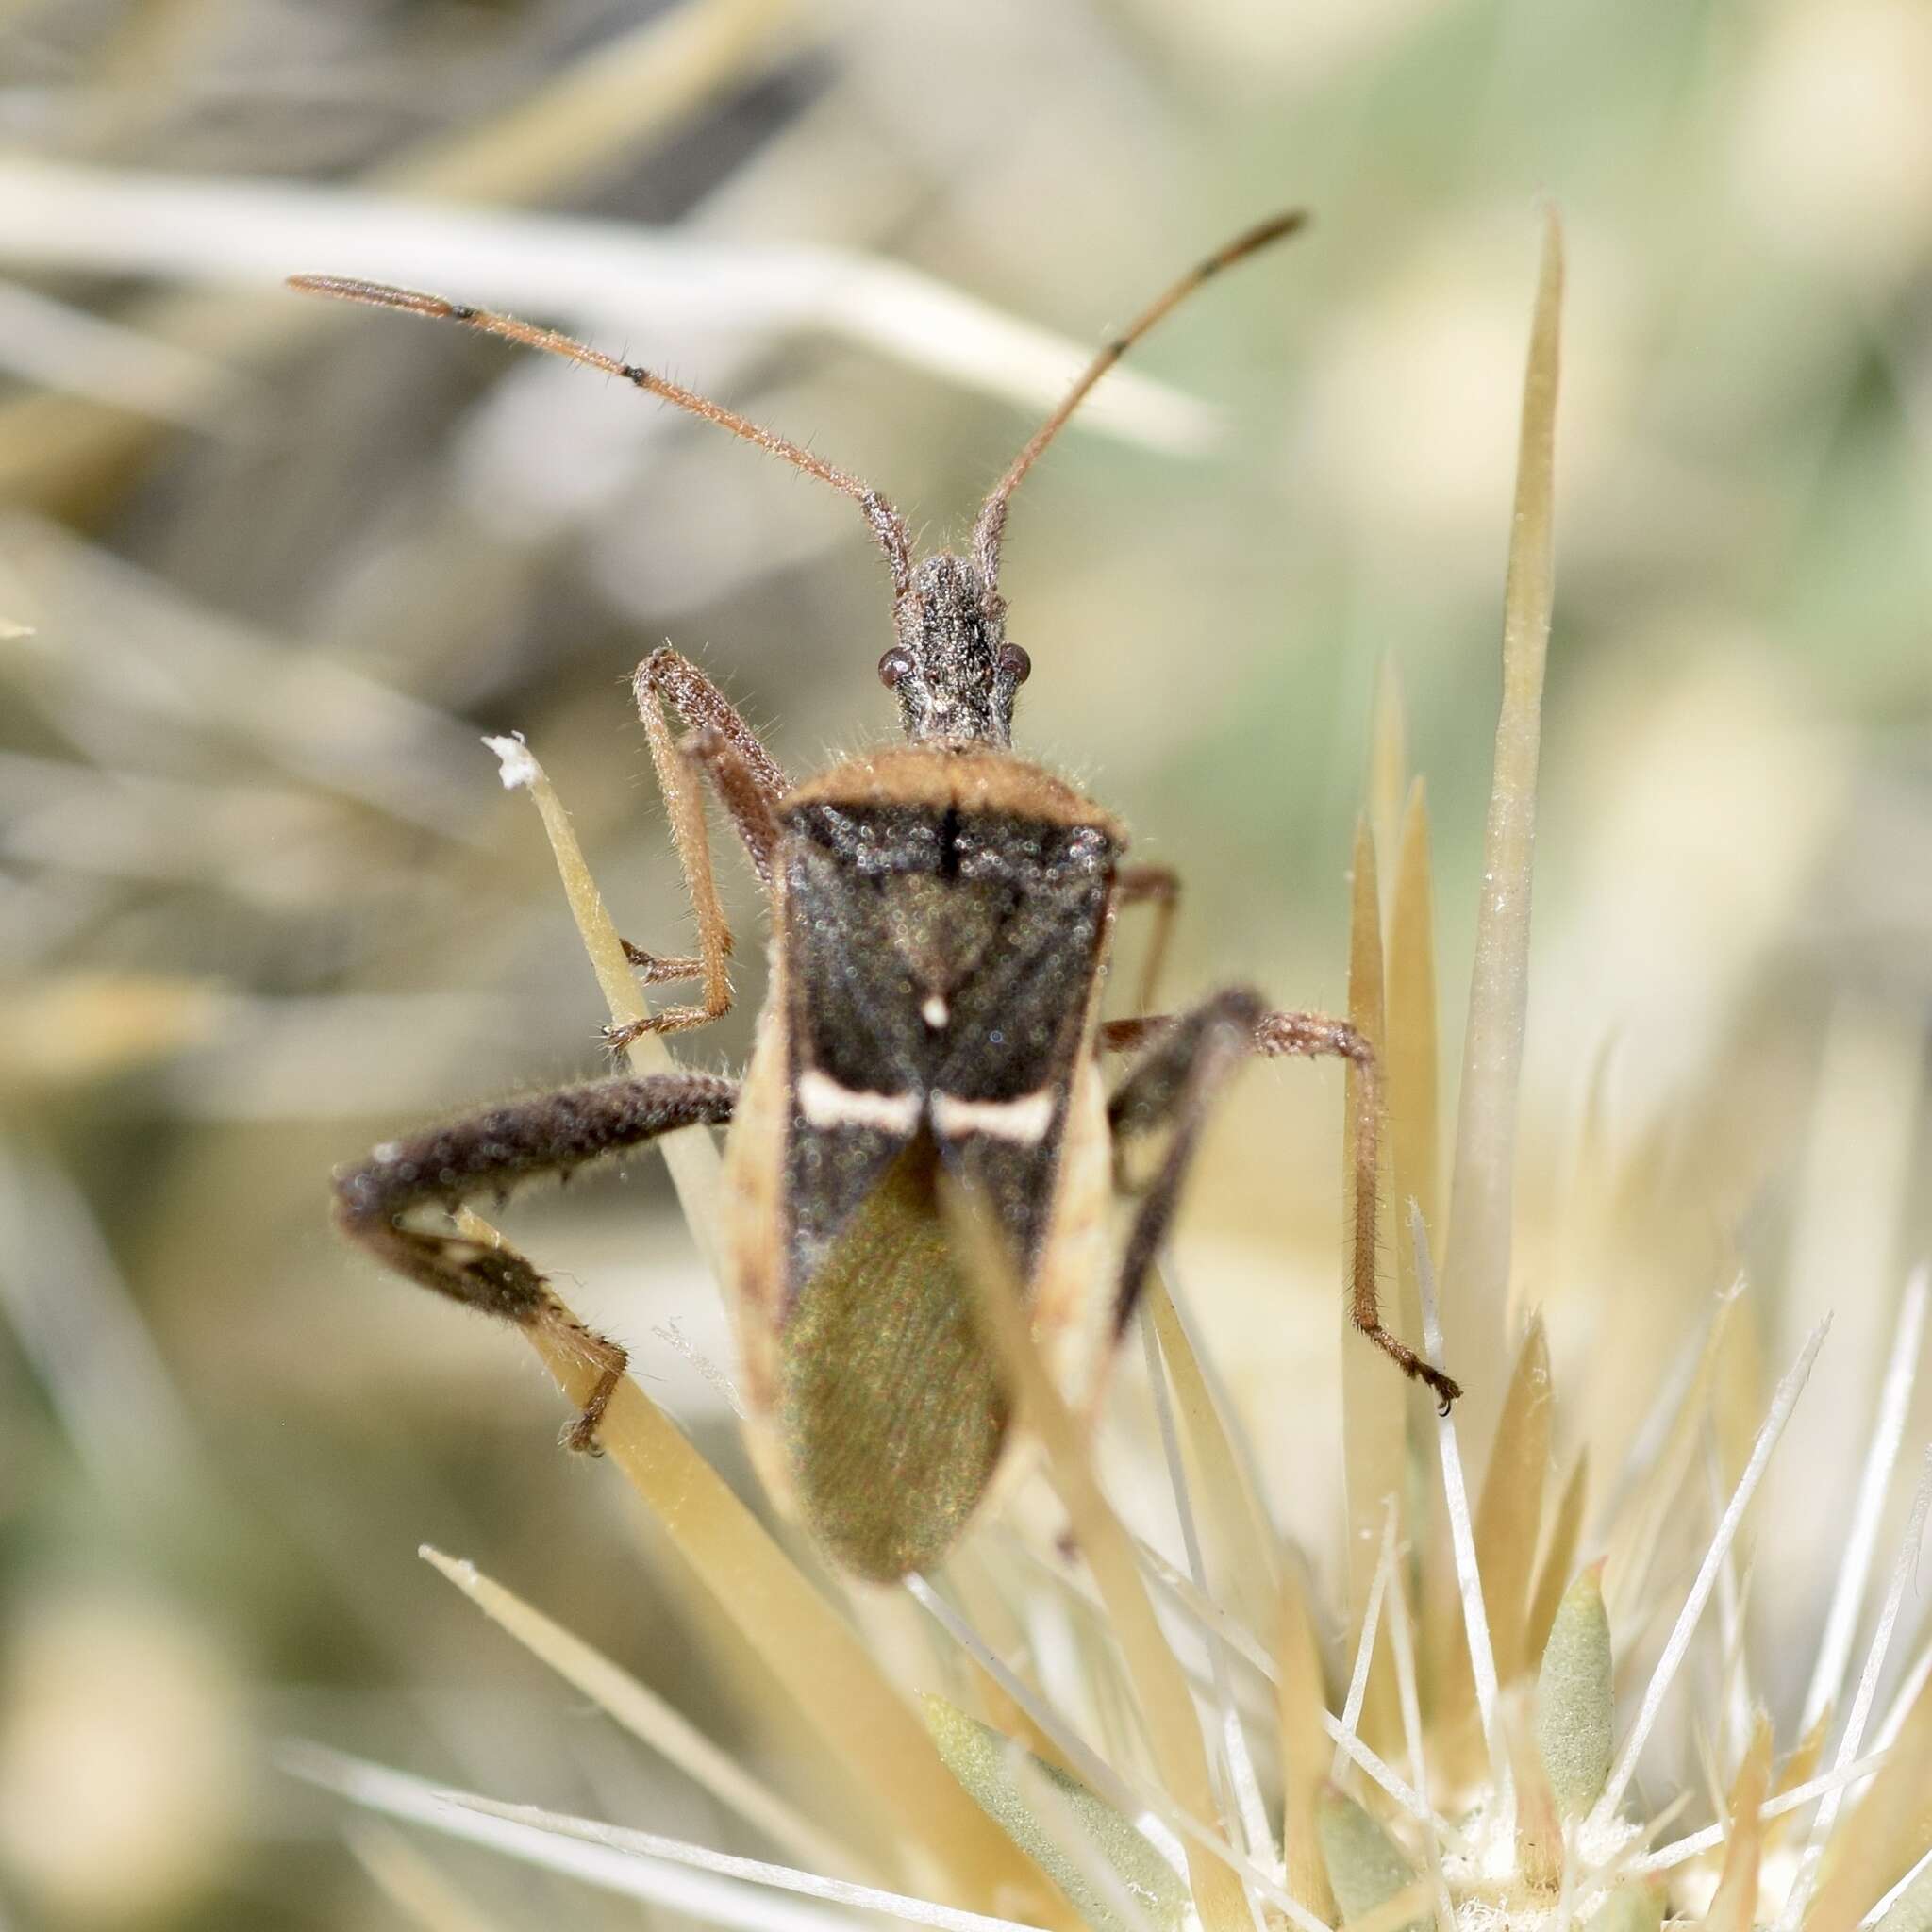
[308, 214, 1459, 1585]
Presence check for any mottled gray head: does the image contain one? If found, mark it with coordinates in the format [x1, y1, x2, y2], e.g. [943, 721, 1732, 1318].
[876, 554, 1031, 749]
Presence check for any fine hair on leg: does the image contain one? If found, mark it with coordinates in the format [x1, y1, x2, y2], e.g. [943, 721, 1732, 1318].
[613, 648, 792, 1046]
[1103, 993, 1460, 1409]
[333, 1072, 737, 1448]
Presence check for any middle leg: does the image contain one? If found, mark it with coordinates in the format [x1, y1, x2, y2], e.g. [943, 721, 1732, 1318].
[1102, 992, 1460, 1409]
[1113, 862, 1180, 1021]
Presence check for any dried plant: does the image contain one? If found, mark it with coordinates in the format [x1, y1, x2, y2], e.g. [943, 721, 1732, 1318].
[283, 210, 1932, 1932]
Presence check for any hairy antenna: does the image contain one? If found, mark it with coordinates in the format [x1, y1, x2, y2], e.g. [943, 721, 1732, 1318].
[970, 209, 1308, 604]
[287, 275, 916, 606]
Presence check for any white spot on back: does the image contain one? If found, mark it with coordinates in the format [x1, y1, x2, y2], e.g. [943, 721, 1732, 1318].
[922, 993, 949, 1029]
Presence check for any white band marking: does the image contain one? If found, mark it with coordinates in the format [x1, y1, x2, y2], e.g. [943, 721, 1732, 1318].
[797, 1068, 921, 1134]
[931, 1089, 1056, 1144]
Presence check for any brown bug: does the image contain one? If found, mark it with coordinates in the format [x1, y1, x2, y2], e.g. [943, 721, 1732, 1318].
[305, 213, 1458, 1585]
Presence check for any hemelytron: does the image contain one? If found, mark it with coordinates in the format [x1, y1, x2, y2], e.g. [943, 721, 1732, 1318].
[308, 214, 1460, 1584]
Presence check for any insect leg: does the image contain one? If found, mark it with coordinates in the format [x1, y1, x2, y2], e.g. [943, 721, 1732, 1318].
[1103, 995, 1460, 1410]
[1114, 863, 1181, 1018]
[333, 1072, 737, 1449]
[614, 650, 791, 1044]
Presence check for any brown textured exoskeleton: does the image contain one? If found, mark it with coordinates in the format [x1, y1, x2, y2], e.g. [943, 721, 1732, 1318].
[306, 214, 1459, 1584]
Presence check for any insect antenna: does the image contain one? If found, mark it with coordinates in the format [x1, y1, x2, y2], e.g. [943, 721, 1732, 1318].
[287, 275, 916, 607]
[970, 208, 1309, 600]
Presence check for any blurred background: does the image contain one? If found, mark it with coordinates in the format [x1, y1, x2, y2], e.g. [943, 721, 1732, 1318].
[0, 0, 1928, 1924]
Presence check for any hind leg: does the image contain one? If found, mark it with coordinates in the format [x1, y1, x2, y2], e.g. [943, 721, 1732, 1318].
[1103, 995, 1458, 1410]
[333, 1072, 737, 1448]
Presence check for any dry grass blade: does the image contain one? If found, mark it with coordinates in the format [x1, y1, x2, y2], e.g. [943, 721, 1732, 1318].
[0, 277, 250, 426]
[1801, 1268, 1929, 1736]
[1603, 1293, 1737, 1625]
[1769, 1708, 1832, 1852]
[292, 1745, 1045, 1932]
[0, 0, 815, 505]
[483, 734, 723, 1252]
[467, 737, 1054, 1915]
[391, 0, 804, 204]
[1804, 1666, 1932, 1932]
[1784, 1456, 1932, 1930]
[1137, 1310, 1274, 1865]
[516, 1310, 1058, 1915]
[1415, 1212, 1507, 1800]
[1387, 777, 1439, 1382]
[1432, 1315, 1551, 1790]
[419, 1546, 855, 1877]
[1474, 1315, 1553, 1683]
[1525, 1449, 1589, 1663]
[1369, 660, 1407, 916]
[1277, 1557, 1340, 1922]
[1589, 1322, 1828, 1831]
[1705, 1717, 1773, 1932]
[0, 162, 1216, 455]
[1439, 205, 1564, 1411]
[1342, 813, 1403, 1754]
[1147, 1279, 1280, 1639]
[343, 1823, 513, 1932]
[946, 1192, 1252, 1932]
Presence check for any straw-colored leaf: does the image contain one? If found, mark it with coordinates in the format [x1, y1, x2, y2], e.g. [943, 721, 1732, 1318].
[1524, 1448, 1588, 1663]
[1438, 205, 1563, 1415]
[1535, 1564, 1612, 1818]
[1874, 1857, 1932, 1932]
[1603, 1292, 1737, 1625]
[518, 1314, 1060, 1918]
[1387, 777, 1439, 1374]
[344, 1823, 513, 1932]
[1767, 1707, 1832, 1853]
[483, 734, 724, 1241]
[922, 1697, 1190, 1932]
[464, 736, 1063, 1912]
[419, 1546, 853, 1877]
[946, 1191, 1251, 1932]
[1474, 1315, 1553, 1683]
[1506, 1694, 1562, 1892]
[1806, 1640, 1932, 1932]
[0, 970, 222, 1092]
[0, 0, 815, 505]
[1704, 1715, 1772, 1932]
[1341, 814, 1403, 1755]
[1317, 1787, 1426, 1932]
[1591, 1880, 1666, 1932]
[1146, 1279, 1280, 1638]
[1369, 658, 1407, 905]
[1277, 1556, 1340, 1922]
[943, 1562, 1077, 1771]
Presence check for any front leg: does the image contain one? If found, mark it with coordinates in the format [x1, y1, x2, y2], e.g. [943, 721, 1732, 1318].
[1102, 994, 1460, 1411]
[333, 1072, 736, 1448]
[615, 649, 792, 1044]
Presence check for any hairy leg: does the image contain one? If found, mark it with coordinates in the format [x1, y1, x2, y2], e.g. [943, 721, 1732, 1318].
[614, 649, 792, 1043]
[333, 1072, 737, 1448]
[1103, 994, 1459, 1410]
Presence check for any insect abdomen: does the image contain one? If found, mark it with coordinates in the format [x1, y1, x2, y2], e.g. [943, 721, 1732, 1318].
[775, 1139, 1007, 1581]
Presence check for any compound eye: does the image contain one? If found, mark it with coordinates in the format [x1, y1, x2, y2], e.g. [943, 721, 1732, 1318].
[877, 646, 914, 689]
[998, 642, 1032, 684]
